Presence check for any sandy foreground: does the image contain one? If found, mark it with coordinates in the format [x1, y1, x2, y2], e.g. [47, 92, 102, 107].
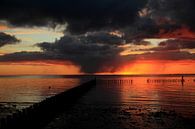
[43, 102, 195, 129]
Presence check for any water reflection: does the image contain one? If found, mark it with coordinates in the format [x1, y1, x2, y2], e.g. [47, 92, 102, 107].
[83, 76, 195, 116]
[0, 77, 82, 108]
[1, 76, 195, 117]
[146, 76, 185, 86]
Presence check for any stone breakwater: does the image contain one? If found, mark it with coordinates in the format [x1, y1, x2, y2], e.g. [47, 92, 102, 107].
[0, 79, 96, 129]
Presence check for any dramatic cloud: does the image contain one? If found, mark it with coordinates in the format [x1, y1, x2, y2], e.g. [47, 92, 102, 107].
[0, 0, 148, 34]
[134, 39, 195, 52]
[147, 0, 195, 28]
[1, 29, 195, 73]
[0, 32, 20, 47]
[1, 0, 195, 73]
[0, 31, 151, 73]
[36, 34, 124, 73]
[1, 50, 195, 73]
[121, 0, 195, 41]
[158, 39, 195, 50]
[1, 0, 195, 37]
[1, 0, 194, 39]
[80, 31, 125, 45]
[0, 51, 52, 61]
[135, 51, 195, 60]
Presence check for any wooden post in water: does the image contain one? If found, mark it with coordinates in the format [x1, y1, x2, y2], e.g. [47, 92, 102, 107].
[181, 75, 185, 86]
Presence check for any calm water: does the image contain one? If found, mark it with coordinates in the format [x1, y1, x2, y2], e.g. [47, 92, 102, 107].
[0, 75, 195, 116]
[83, 76, 195, 116]
[0, 75, 90, 109]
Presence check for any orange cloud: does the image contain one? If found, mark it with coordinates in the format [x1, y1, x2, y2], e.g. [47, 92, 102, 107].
[0, 24, 8, 30]
[157, 26, 195, 39]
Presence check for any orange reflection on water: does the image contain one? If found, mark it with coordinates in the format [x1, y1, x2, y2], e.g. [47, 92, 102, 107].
[0, 77, 81, 105]
[95, 76, 195, 116]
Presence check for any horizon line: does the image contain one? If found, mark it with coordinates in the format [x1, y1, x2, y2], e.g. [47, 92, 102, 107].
[0, 73, 195, 77]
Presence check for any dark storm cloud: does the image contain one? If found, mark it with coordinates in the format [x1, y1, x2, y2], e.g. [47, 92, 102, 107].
[0, 0, 148, 34]
[0, 28, 152, 73]
[119, 51, 195, 62]
[136, 51, 195, 60]
[119, 0, 195, 41]
[35, 31, 153, 73]
[0, 32, 20, 47]
[2, 50, 195, 73]
[135, 39, 195, 52]
[1, 0, 195, 37]
[158, 39, 195, 50]
[146, 0, 195, 30]
[79, 31, 125, 45]
[122, 17, 167, 43]
[1, 0, 195, 73]
[1, 29, 195, 73]
[0, 51, 53, 61]
[36, 34, 124, 73]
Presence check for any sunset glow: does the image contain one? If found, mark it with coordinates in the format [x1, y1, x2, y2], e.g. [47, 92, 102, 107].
[118, 60, 195, 75]
[0, 61, 81, 75]
[1, 0, 195, 75]
[1, 1, 195, 128]
[157, 26, 195, 39]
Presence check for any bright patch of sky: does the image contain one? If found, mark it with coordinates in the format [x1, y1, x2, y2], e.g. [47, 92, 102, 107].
[143, 38, 169, 46]
[0, 24, 64, 54]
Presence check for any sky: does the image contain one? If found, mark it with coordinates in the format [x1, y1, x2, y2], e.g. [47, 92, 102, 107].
[1, 0, 195, 75]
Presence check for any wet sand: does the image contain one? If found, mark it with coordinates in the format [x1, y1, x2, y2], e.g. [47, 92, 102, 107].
[0, 103, 19, 119]
[44, 103, 195, 129]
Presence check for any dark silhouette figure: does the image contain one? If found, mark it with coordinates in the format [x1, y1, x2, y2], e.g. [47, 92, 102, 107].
[181, 76, 185, 86]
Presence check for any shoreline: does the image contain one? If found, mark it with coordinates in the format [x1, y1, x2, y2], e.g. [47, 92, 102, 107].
[0, 79, 96, 129]
[44, 103, 195, 129]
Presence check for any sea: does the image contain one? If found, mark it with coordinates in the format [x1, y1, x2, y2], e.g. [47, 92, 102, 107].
[0, 75, 195, 118]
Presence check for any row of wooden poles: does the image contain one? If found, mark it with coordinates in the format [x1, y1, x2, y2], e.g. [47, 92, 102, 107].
[147, 79, 185, 83]
[97, 80, 133, 84]
[0, 79, 96, 129]
[97, 79, 186, 84]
